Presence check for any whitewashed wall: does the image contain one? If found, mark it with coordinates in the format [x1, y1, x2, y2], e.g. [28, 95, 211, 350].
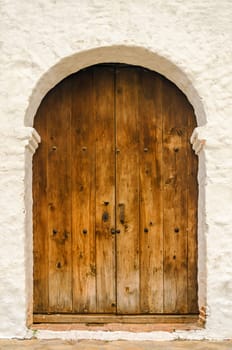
[0, 0, 231, 340]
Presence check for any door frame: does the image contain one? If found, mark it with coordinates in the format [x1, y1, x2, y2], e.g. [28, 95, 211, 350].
[24, 46, 207, 332]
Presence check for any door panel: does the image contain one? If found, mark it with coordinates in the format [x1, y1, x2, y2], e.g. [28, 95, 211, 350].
[33, 95, 49, 313]
[94, 67, 116, 313]
[33, 64, 198, 319]
[47, 79, 73, 312]
[187, 101, 199, 313]
[115, 68, 140, 314]
[71, 70, 97, 313]
[163, 81, 189, 313]
[138, 70, 164, 313]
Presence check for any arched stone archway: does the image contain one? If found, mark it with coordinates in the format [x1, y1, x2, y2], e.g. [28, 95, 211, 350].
[25, 46, 207, 127]
[24, 46, 207, 332]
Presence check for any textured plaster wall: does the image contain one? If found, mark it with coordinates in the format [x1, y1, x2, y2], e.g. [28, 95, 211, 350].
[0, 0, 231, 340]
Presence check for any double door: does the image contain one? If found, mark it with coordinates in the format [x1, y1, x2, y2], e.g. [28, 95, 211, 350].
[33, 65, 198, 320]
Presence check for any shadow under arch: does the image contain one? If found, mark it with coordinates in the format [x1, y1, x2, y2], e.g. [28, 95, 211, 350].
[25, 45, 207, 328]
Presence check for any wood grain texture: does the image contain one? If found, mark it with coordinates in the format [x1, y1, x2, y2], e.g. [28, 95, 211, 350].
[138, 70, 164, 313]
[33, 64, 198, 320]
[34, 313, 199, 324]
[115, 67, 140, 314]
[94, 67, 116, 313]
[33, 97, 49, 313]
[163, 80, 189, 313]
[71, 70, 96, 313]
[187, 104, 199, 313]
[47, 79, 72, 312]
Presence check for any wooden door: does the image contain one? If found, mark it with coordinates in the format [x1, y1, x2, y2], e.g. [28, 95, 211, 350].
[33, 65, 198, 323]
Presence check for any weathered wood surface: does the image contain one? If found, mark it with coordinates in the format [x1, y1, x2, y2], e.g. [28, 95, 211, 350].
[33, 94, 49, 313]
[187, 102, 198, 313]
[163, 80, 189, 313]
[47, 79, 73, 312]
[94, 67, 116, 313]
[33, 65, 198, 321]
[138, 70, 164, 313]
[34, 313, 199, 324]
[71, 70, 96, 313]
[116, 67, 140, 314]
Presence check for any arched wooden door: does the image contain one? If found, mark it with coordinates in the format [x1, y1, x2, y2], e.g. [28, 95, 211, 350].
[33, 65, 198, 324]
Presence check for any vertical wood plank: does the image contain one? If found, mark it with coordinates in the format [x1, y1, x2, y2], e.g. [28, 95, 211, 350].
[94, 67, 116, 313]
[47, 79, 72, 312]
[163, 80, 188, 314]
[33, 99, 48, 313]
[72, 70, 97, 313]
[116, 67, 140, 314]
[187, 106, 199, 313]
[138, 70, 164, 313]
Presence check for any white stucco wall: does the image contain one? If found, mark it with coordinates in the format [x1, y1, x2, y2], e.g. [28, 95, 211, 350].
[0, 0, 231, 340]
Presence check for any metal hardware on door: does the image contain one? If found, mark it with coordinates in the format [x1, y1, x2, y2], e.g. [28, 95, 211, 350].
[144, 147, 148, 152]
[111, 228, 120, 234]
[102, 212, 109, 222]
[119, 203, 125, 224]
